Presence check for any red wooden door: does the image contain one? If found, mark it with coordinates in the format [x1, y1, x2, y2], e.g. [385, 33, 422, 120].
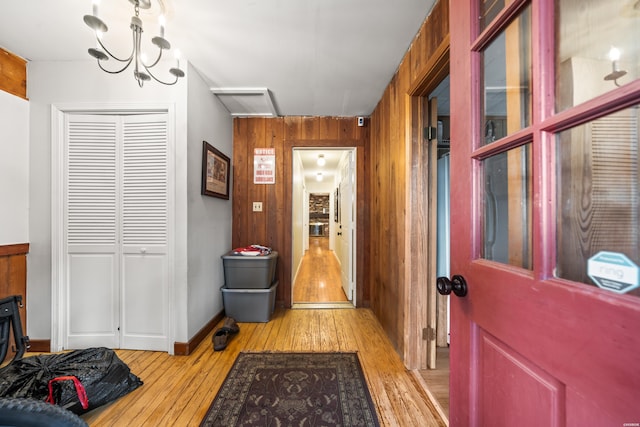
[448, 0, 640, 425]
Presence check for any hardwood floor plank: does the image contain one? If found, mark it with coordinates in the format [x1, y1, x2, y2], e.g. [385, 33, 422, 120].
[416, 346, 450, 422]
[293, 237, 349, 303]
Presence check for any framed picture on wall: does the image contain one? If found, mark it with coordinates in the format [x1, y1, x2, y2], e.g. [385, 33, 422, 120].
[201, 141, 230, 199]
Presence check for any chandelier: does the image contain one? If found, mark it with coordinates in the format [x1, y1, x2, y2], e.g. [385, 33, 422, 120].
[83, 0, 185, 87]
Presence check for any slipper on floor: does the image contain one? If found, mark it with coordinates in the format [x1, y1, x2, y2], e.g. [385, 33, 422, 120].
[220, 317, 240, 335]
[213, 329, 230, 351]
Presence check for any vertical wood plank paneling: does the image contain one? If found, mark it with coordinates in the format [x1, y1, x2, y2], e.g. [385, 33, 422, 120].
[368, 0, 449, 363]
[356, 121, 370, 304]
[284, 116, 302, 140]
[0, 243, 29, 363]
[233, 116, 368, 307]
[232, 120, 249, 247]
[301, 117, 320, 139]
[319, 117, 340, 139]
[249, 118, 268, 245]
[266, 119, 286, 300]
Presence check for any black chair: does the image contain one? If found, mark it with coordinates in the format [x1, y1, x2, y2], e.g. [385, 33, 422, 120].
[0, 295, 30, 364]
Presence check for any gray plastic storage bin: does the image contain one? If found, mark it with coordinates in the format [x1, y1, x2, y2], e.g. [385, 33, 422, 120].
[221, 251, 278, 289]
[221, 281, 278, 322]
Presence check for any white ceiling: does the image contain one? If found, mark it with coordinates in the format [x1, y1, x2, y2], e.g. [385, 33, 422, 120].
[0, 0, 436, 117]
[296, 149, 347, 187]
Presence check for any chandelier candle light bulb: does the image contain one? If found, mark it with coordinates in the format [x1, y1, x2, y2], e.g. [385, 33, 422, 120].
[608, 47, 621, 62]
[159, 14, 165, 38]
[604, 46, 627, 86]
[174, 49, 181, 69]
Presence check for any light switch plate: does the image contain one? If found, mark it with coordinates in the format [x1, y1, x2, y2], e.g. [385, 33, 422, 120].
[252, 202, 263, 212]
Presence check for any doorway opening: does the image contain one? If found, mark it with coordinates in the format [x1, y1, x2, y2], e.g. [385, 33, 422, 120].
[416, 74, 451, 422]
[291, 148, 356, 309]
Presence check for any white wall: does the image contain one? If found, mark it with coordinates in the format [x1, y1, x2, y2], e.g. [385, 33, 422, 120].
[0, 90, 29, 245]
[186, 65, 233, 339]
[26, 59, 232, 344]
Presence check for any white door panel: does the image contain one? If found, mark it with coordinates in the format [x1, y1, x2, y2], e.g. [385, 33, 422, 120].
[65, 115, 119, 349]
[120, 115, 169, 351]
[66, 252, 118, 349]
[338, 151, 354, 301]
[121, 253, 168, 350]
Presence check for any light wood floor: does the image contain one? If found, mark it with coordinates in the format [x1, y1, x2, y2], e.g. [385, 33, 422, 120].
[416, 347, 450, 422]
[293, 236, 349, 303]
[69, 308, 446, 426]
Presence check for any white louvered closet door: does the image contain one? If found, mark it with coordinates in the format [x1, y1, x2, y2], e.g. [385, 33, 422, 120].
[65, 115, 119, 349]
[64, 113, 169, 351]
[120, 115, 169, 351]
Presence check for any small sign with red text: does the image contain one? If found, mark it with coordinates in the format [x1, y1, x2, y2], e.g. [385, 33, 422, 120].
[254, 148, 276, 184]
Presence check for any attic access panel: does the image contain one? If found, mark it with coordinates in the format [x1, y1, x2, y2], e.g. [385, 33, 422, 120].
[211, 88, 278, 117]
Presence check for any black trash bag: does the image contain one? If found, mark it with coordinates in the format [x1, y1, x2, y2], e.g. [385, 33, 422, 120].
[0, 347, 143, 414]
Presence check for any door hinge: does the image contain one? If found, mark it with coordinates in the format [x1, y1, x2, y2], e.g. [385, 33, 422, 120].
[422, 326, 435, 341]
[423, 126, 437, 141]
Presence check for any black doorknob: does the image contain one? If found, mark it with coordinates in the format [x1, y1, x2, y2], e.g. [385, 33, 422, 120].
[436, 275, 468, 297]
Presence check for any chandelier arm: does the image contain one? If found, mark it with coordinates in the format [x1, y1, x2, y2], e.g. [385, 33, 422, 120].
[96, 36, 135, 63]
[144, 47, 165, 69]
[141, 64, 180, 86]
[96, 57, 135, 75]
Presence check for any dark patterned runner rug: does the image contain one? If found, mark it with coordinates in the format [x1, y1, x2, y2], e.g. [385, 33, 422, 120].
[200, 352, 380, 426]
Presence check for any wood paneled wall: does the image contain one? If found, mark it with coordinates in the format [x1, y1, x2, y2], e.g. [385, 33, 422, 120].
[0, 244, 29, 362]
[232, 117, 369, 307]
[369, 0, 449, 359]
[0, 47, 27, 99]
[0, 49, 29, 358]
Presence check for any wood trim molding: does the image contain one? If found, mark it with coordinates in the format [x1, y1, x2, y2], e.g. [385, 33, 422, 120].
[408, 35, 450, 97]
[403, 35, 451, 371]
[1, 243, 29, 363]
[283, 138, 368, 308]
[27, 339, 51, 353]
[0, 47, 27, 100]
[173, 310, 224, 355]
[0, 243, 29, 257]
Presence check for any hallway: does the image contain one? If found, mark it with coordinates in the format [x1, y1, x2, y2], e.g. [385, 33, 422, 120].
[293, 236, 349, 303]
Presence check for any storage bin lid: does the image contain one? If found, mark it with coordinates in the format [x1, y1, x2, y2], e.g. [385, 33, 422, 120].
[222, 250, 278, 260]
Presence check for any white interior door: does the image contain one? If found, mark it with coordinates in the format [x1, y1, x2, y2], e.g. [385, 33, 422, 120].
[63, 113, 170, 351]
[120, 115, 170, 351]
[337, 151, 355, 301]
[65, 115, 119, 349]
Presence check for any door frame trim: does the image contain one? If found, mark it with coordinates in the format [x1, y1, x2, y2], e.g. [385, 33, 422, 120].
[404, 38, 450, 370]
[284, 141, 365, 308]
[291, 148, 358, 306]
